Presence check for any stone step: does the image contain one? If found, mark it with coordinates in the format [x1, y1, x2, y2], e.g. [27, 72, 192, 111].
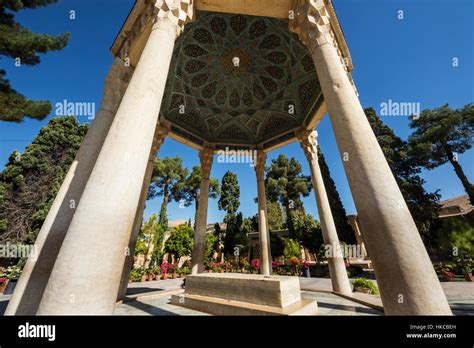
[171, 293, 319, 316]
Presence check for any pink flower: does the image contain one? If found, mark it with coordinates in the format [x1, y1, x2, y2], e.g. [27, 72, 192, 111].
[160, 261, 170, 274]
[443, 271, 455, 280]
[272, 261, 280, 268]
[251, 259, 261, 269]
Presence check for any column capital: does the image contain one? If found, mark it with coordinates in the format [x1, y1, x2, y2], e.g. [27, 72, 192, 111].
[289, 0, 334, 53]
[297, 130, 319, 162]
[199, 147, 214, 179]
[254, 149, 267, 180]
[153, 0, 195, 37]
[150, 124, 170, 160]
[101, 58, 134, 113]
[289, 0, 352, 79]
[154, 123, 170, 143]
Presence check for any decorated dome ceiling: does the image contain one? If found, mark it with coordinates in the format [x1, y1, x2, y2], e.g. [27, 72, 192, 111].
[161, 12, 322, 147]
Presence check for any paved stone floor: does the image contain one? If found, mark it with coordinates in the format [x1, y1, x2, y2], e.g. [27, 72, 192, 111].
[114, 288, 382, 316]
[1, 277, 472, 315]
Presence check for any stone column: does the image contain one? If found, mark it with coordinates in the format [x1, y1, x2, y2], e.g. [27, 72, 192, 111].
[348, 215, 368, 258]
[5, 58, 133, 315]
[191, 148, 214, 275]
[36, 1, 194, 315]
[290, 0, 451, 314]
[255, 150, 272, 276]
[297, 130, 352, 295]
[117, 124, 169, 301]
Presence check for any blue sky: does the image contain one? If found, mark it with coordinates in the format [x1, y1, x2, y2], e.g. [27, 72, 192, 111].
[0, 0, 473, 224]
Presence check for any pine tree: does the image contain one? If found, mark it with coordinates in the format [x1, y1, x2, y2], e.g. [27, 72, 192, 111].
[0, 0, 70, 122]
[174, 165, 220, 227]
[365, 107, 442, 245]
[408, 104, 474, 205]
[265, 154, 311, 239]
[0, 116, 88, 243]
[148, 156, 188, 230]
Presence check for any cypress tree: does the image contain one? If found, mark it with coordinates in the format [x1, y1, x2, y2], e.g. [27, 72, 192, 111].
[317, 148, 356, 244]
[0, 116, 88, 243]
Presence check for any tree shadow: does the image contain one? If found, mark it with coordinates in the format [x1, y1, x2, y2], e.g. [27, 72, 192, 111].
[317, 301, 380, 315]
[120, 299, 178, 316]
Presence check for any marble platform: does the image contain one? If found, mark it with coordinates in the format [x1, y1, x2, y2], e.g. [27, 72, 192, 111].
[170, 273, 318, 316]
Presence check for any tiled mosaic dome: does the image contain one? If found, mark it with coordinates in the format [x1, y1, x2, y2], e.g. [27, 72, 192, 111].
[161, 12, 322, 147]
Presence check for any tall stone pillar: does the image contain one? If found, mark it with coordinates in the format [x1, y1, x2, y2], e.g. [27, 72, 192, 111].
[5, 58, 133, 315]
[255, 150, 272, 276]
[36, 1, 195, 315]
[191, 148, 214, 274]
[117, 124, 169, 301]
[348, 215, 368, 258]
[290, 0, 451, 314]
[297, 130, 352, 295]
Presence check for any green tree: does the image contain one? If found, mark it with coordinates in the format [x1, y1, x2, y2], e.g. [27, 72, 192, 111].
[0, 0, 70, 122]
[436, 217, 474, 255]
[136, 214, 165, 268]
[267, 201, 283, 231]
[223, 212, 243, 256]
[318, 148, 355, 244]
[0, 116, 88, 243]
[292, 210, 324, 257]
[266, 154, 311, 238]
[365, 108, 442, 245]
[213, 222, 222, 238]
[408, 104, 474, 205]
[148, 157, 188, 229]
[174, 165, 220, 225]
[218, 170, 240, 216]
[164, 224, 194, 262]
[235, 216, 252, 253]
[205, 232, 218, 260]
[218, 171, 241, 255]
[270, 233, 285, 258]
[283, 239, 301, 260]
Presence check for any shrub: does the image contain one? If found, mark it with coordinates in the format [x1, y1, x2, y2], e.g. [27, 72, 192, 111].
[211, 262, 224, 272]
[177, 266, 190, 277]
[352, 278, 379, 295]
[453, 252, 473, 275]
[0, 265, 22, 279]
[129, 269, 143, 282]
[283, 239, 301, 261]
